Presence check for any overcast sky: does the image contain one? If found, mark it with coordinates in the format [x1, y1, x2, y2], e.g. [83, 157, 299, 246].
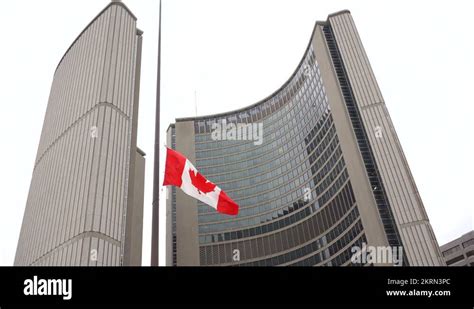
[0, 0, 472, 266]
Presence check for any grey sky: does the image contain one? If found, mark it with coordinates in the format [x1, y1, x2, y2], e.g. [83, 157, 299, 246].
[0, 0, 472, 266]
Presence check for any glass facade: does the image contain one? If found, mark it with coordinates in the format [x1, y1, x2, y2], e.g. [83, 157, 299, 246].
[182, 44, 367, 266]
[168, 10, 445, 266]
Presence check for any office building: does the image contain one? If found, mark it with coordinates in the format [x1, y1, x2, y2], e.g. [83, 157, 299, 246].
[165, 10, 444, 266]
[440, 231, 474, 266]
[15, 1, 145, 266]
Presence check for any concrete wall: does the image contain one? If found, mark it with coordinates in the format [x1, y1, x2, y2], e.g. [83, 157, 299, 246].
[174, 121, 200, 266]
[440, 231, 474, 266]
[313, 24, 391, 256]
[15, 2, 143, 266]
[123, 149, 146, 266]
[327, 12, 444, 265]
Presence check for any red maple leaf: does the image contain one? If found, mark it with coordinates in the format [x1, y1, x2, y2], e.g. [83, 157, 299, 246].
[189, 169, 216, 194]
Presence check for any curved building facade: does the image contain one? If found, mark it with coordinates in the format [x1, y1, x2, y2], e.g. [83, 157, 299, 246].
[166, 11, 444, 266]
[15, 2, 145, 266]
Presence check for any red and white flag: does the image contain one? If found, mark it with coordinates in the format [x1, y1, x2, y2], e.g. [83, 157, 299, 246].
[163, 147, 239, 215]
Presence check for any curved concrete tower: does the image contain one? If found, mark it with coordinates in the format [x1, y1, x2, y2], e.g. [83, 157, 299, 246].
[15, 1, 145, 266]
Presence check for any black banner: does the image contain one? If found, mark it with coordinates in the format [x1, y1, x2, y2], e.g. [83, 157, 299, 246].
[0, 267, 472, 306]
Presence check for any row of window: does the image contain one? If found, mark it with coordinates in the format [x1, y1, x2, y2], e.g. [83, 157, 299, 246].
[196, 119, 341, 218]
[199, 199, 360, 265]
[198, 145, 343, 223]
[236, 213, 363, 266]
[199, 200, 312, 244]
[209, 138, 340, 204]
[442, 245, 461, 257]
[200, 182, 357, 251]
[462, 238, 474, 248]
[199, 152, 340, 214]
[196, 106, 326, 173]
[199, 121, 337, 197]
[198, 168, 350, 234]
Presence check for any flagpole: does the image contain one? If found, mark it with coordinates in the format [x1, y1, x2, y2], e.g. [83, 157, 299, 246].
[151, 0, 162, 267]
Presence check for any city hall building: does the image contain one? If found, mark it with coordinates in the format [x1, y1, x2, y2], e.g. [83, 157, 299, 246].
[166, 10, 445, 266]
[15, 1, 145, 266]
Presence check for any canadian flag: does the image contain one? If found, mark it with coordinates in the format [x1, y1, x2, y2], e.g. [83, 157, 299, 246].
[163, 147, 239, 215]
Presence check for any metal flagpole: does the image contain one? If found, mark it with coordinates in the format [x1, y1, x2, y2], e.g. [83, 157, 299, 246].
[151, 0, 162, 267]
